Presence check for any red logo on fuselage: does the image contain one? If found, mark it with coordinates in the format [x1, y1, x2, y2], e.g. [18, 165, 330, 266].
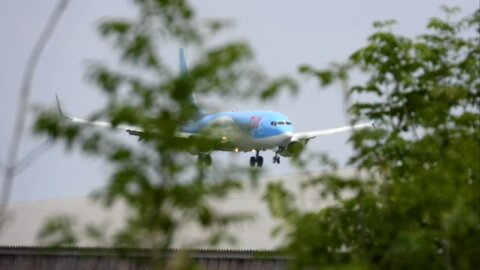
[250, 116, 262, 128]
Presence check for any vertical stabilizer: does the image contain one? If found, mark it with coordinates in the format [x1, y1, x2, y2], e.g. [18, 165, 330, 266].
[179, 48, 189, 75]
[179, 48, 207, 117]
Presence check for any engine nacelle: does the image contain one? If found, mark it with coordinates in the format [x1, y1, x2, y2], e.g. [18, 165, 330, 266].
[279, 140, 306, 157]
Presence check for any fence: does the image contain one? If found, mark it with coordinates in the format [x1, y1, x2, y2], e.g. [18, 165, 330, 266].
[0, 246, 288, 270]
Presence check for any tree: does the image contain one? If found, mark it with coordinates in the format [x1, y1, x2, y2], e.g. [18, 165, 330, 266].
[35, 0, 294, 253]
[33, 0, 295, 258]
[0, 0, 68, 230]
[32, 2, 479, 269]
[265, 7, 480, 269]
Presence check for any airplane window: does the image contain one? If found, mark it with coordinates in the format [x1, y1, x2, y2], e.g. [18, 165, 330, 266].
[286, 121, 292, 125]
[271, 121, 276, 126]
[277, 121, 285, 125]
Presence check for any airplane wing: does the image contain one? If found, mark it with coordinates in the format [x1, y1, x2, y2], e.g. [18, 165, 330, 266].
[292, 121, 374, 141]
[55, 95, 144, 137]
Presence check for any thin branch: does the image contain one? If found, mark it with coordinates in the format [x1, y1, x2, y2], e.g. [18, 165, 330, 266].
[1, 0, 69, 225]
[14, 140, 54, 177]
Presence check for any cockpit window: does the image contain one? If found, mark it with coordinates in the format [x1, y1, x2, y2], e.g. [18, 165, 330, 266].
[272, 120, 291, 126]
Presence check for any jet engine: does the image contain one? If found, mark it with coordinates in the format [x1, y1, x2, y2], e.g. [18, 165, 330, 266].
[279, 140, 306, 157]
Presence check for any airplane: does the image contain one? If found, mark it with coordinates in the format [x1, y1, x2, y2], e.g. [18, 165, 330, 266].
[56, 48, 374, 167]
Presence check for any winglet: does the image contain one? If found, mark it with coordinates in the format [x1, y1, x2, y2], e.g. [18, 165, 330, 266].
[179, 48, 189, 75]
[55, 93, 66, 119]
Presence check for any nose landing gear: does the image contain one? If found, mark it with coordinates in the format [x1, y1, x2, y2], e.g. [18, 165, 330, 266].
[273, 148, 281, 164]
[250, 150, 264, 167]
[197, 154, 212, 166]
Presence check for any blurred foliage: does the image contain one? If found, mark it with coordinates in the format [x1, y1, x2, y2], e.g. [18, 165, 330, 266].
[266, 8, 479, 269]
[33, 1, 479, 269]
[38, 214, 78, 247]
[38, 214, 112, 247]
[34, 0, 292, 262]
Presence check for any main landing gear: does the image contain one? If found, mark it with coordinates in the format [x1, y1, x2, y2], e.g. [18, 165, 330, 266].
[198, 150, 282, 168]
[197, 154, 212, 166]
[250, 150, 264, 167]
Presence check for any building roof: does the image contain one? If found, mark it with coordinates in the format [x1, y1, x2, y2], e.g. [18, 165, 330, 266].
[0, 168, 365, 250]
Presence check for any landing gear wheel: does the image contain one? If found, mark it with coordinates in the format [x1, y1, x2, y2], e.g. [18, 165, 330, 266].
[250, 150, 264, 167]
[204, 155, 212, 166]
[257, 156, 264, 167]
[198, 154, 212, 167]
[273, 148, 281, 164]
[250, 156, 256, 167]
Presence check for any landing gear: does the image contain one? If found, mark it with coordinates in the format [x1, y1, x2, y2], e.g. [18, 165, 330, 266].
[257, 156, 264, 167]
[250, 150, 264, 167]
[273, 148, 281, 164]
[197, 154, 212, 166]
[250, 156, 256, 167]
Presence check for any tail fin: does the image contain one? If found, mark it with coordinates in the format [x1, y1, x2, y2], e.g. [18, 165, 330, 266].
[179, 48, 189, 75]
[179, 48, 206, 117]
[55, 93, 65, 118]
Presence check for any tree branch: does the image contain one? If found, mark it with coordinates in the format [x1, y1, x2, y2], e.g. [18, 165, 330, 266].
[14, 140, 54, 177]
[0, 0, 69, 227]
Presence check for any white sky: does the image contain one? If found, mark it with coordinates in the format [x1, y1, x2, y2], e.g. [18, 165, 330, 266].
[1, 0, 477, 203]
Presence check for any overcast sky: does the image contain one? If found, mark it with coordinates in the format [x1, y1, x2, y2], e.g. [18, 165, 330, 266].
[1, 0, 477, 203]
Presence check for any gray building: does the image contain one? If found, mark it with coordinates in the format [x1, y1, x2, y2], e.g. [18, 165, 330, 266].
[0, 168, 366, 269]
